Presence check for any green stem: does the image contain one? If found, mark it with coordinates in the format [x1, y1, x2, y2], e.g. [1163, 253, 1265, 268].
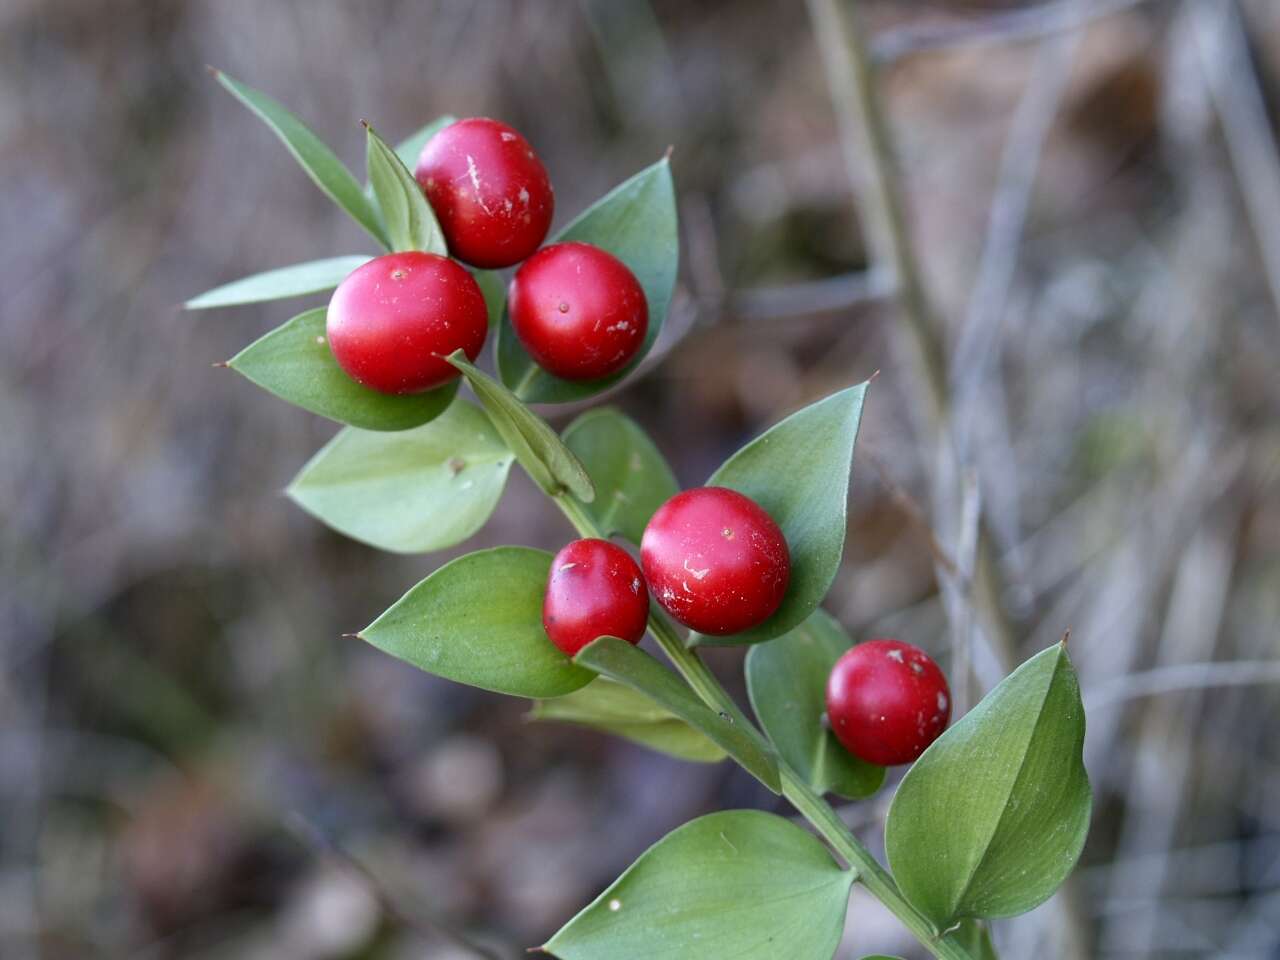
[549, 492, 976, 960]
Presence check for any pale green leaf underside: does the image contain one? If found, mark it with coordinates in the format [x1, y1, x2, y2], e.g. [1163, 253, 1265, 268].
[359, 546, 593, 698]
[496, 157, 678, 403]
[286, 399, 513, 553]
[746, 608, 885, 799]
[562, 407, 679, 545]
[545, 810, 852, 960]
[886, 644, 1092, 927]
[530, 678, 726, 763]
[446, 351, 595, 502]
[213, 70, 388, 249]
[692, 383, 868, 646]
[228, 308, 457, 431]
[185, 255, 372, 310]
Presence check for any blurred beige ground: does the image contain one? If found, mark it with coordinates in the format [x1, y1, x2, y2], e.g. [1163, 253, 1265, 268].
[2, 1, 1279, 958]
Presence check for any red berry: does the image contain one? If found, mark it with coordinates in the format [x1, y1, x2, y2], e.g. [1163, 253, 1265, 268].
[414, 118, 553, 269]
[543, 539, 649, 657]
[508, 242, 648, 381]
[826, 639, 951, 766]
[326, 252, 487, 395]
[640, 487, 790, 636]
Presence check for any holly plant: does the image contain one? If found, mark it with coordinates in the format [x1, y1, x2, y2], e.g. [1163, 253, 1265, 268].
[189, 71, 1092, 960]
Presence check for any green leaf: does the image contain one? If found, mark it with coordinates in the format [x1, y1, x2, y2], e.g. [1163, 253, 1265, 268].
[562, 407, 679, 544]
[745, 609, 885, 799]
[472, 268, 506, 330]
[286, 399, 514, 553]
[529, 678, 726, 763]
[212, 69, 389, 249]
[885, 643, 1091, 928]
[544, 810, 852, 960]
[365, 123, 446, 254]
[359, 547, 592, 698]
[393, 114, 456, 172]
[691, 383, 868, 646]
[185, 255, 373, 310]
[573, 637, 779, 793]
[446, 351, 594, 502]
[228, 308, 457, 431]
[955, 919, 999, 959]
[496, 157, 677, 403]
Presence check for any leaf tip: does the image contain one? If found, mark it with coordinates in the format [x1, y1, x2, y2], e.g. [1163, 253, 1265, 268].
[341, 632, 363, 641]
[868, 368, 881, 384]
[663, 144, 674, 161]
[1061, 628, 1071, 648]
[204, 64, 221, 79]
[211, 360, 230, 369]
[359, 118, 371, 131]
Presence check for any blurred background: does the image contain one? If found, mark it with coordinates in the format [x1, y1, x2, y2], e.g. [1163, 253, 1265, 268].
[3, 0, 1279, 957]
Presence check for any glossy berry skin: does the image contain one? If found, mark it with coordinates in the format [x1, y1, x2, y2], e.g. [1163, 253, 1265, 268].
[508, 242, 648, 381]
[826, 639, 951, 767]
[640, 487, 790, 636]
[414, 118, 553, 269]
[543, 539, 649, 657]
[326, 252, 488, 395]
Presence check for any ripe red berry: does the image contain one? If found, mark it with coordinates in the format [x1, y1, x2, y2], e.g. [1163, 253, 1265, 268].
[543, 539, 649, 657]
[826, 639, 951, 766]
[508, 242, 648, 381]
[326, 252, 488, 395]
[414, 117, 553, 269]
[640, 487, 790, 636]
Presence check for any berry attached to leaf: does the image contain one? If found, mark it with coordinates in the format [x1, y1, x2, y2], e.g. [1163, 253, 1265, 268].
[508, 241, 648, 381]
[826, 639, 951, 766]
[414, 117, 554, 269]
[325, 252, 488, 395]
[543, 539, 649, 657]
[641, 487, 790, 636]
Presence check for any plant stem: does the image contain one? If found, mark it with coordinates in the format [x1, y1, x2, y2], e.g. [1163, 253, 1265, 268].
[549, 492, 976, 960]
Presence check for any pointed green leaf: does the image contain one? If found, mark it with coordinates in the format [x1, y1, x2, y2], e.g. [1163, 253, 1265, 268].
[393, 115, 456, 170]
[562, 407, 679, 544]
[472, 268, 506, 330]
[359, 547, 592, 698]
[212, 70, 388, 248]
[573, 637, 779, 793]
[886, 644, 1091, 927]
[228, 308, 457, 431]
[545, 810, 852, 960]
[446, 351, 594, 502]
[691, 383, 868, 646]
[185, 255, 373, 310]
[286, 399, 514, 553]
[746, 609, 885, 799]
[530, 678, 727, 763]
[365, 123, 446, 254]
[496, 157, 677, 403]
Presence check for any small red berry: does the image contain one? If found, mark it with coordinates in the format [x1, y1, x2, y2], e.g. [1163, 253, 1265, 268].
[326, 252, 487, 395]
[640, 487, 790, 636]
[414, 117, 553, 269]
[826, 639, 951, 766]
[543, 539, 649, 657]
[508, 241, 648, 381]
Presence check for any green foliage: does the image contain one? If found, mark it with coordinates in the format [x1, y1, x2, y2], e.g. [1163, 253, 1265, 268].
[446, 351, 595, 502]
[529, 678, 726, 763]
[227, 308, 457, 431]
[496, 157, 677, 402]
[286, 399, 513, 553]
[184, 255, 372, 310]
[886, 643, 1091, 928]
[562, 408, 679, 544]
[746, 609, 885, 799]
[574, 637, 779, 793]
[544, 810, 853, 960]
[359, 547, 593, 698]
[692, 383, 868, 646]
[212, 69, 389, 248]
[472, 268, 506, 329]
[364, 122, 446, 254]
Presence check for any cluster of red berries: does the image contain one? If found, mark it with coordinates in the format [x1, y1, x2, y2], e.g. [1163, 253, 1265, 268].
[542, 486, 951, 768]
[325, 118, 649, 395]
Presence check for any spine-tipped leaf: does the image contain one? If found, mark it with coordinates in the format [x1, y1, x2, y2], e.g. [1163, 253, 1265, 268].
[365, 122, 446, 254]
[185, 255, 372, 310]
